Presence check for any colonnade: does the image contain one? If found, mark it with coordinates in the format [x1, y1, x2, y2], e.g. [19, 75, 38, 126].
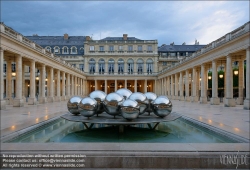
[156, 48, 250, 110]
[0, 48, 86, 109]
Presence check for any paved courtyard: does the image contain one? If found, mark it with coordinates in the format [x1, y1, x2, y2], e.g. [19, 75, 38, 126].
[1, 100, 249, 140]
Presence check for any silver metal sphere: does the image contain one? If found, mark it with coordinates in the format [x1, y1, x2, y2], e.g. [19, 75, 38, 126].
[78, 97, 98, 118]
[67, 96, 82, 115]
[103, 92, 124, 117]
[89, 90, 107, 115]
[144, 92, 157, 114]
[152, 96, 172, 118]
[120, 99, 140, 120]
[116, 88, 132, 99]
[128, 92, 149, 115]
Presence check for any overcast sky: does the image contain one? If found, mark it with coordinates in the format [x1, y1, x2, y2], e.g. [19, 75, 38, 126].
[1, 1, 249, 46]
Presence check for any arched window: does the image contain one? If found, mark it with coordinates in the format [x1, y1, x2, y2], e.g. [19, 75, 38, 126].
[71, 46, 77, 54]
[127, 59, 134, 74]
[108, 59, 115, 74]
[137, 58, 143, 74]
[146, 59, 153, 74]
[117, 58, 124, 74]
[63, 47, 69, 54]
[45, 46, 51, 52]
[54, 46, 60, 54]
[98, 59, 105, 74]
[89, 58, 96, 74]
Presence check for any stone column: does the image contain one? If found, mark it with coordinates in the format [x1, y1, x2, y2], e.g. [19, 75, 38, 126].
[95, 79, 97, 91]
[175, 73, 178, 99]
[84, 57, 88, 73]
[244, 47, 250, 109]
[191, 68, 198, 102]
[115, 79, 117, 91]
[144, 79, 147, 93]
[170, 75, 174, 99]
[56, 70, 61, 102]
[75, 76, 78, 95]
[167, 76, 170, 96]
[47, 67, 54, 102]
[185, 70, 190, 101]
[154, 79, 157, 94]
[224, 54, 235, 107]
[105, 79, 107, 94]
[6, 60, 12, 104]
[71, 76, 74, 96]
[211, 60, 220, 105]
[66, 74, 70, 99]
[179, 72, 184, 100]
[22, 64, 25, 101]
[95, 63, 98, 74]
[105, 62, 108, 74]
[0, 48, 6, 109]
[80, 79, 83, 96]
[28, 60, 37, 105]
[196, 68, 200, 100]
[125, 79, 127, 89]
[200, 64, 207, 103]
[39, 64, 47, 103]
[134, 79, 137, 92]
[61, 71, 66, 100]
[237, 60, 243, 105]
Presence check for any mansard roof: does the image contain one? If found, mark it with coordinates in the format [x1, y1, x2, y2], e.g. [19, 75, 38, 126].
[158, 44, 206, 52]
[100, 37, 141, 41]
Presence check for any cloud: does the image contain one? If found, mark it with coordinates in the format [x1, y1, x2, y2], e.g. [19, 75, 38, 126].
[1, 1, 249, 46]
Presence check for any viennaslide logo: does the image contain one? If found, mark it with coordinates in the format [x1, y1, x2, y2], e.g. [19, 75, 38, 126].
[220, 151, 249, 169]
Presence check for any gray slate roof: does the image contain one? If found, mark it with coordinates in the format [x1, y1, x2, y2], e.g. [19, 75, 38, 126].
[158, 45, 206, 52]
[100, 37, 141, 41]
[25, 36, 86, 55]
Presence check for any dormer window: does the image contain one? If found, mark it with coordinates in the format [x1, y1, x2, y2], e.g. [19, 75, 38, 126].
[45, 46, 51, 52]
[54, 47, 60, 54]
[71, 46, 77, 54]
[63, 47, 69, 54]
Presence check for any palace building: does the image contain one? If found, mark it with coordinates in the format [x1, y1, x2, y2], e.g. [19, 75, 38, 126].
[0, 21, 249, 110]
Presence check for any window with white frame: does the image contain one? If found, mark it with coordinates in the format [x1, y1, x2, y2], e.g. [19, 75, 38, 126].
[11, 63, 16, 72]
[146, 59, 153, 74]
[118, 45, 123, 51]
[99, 46, 104, 51]
[3, 63, 6, 73]
[79, 64, 84, 71]
[89, 58, 95, 73]
[117, 58, 124, 74]
[54, 47, 60, 54]
[71, 47, 77, 54]
[45, 46, 51, 52]
[108, 59, 114, 74]
[127, 59, 134, 74]
[128, 45, 133, 51]
[89, 46, 95, 51]
[147, 45, 152, 51]
[98, 59, 105, 74]
[138, 45, 142, 52]
[109, 46, 114, 51]
[63, 47, 68, 54]
[137, 59, 143, 74]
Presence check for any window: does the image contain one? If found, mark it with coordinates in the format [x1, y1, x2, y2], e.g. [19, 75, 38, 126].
[54, 47, 60, 54]
[137, 59, 143, 74]
[127, 59, 134, 74]
[98, 59, 105, 74]
[3, 63, 6, 73]
[118, 46, 123, 51]
[99, 46, 104, 51]
[71, 47, 77, 54]
[79, 64, 84, 71]
[138, 45, 142, 52]
[90, 46, 95, 51]
[89, 58, 95, 74]
[108, 59, 114, 74]
[63, 47, 68, 54]
[109, 46, 114, 51]
[170, 53, 176, 57]
[117, 58, 124, 74]
[11, 63, 16, 72]
[45, 46, 51, 52]
[146, 59, 153, 74]
[128, 45, 133, 51]
[147, 45, 152, 51]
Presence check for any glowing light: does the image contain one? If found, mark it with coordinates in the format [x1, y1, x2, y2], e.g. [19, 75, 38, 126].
[11, 125, 15, 128]
[12, 72, 16, 76]
[28, 84, 30, 87]
[234, 70, 238, 75]
[219, 74, 223, 78]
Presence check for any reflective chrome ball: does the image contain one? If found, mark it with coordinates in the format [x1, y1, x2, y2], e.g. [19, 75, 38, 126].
[120, 99, 140, 120]
[78, 97, 98, 118]
[89, 90, 107, 115]
[103, 92, 124, 117]
[152, 96, 172, 118]
[116, 88, 132, 99]
[144, 92, 157, 114]
[128, 92, 149, 115]
[67, 96, 82, 115]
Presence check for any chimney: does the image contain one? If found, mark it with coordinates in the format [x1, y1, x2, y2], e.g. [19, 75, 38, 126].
[86, 36, 91, 41]
[64, 33, 68, 40]
[123, 34, 128, 40]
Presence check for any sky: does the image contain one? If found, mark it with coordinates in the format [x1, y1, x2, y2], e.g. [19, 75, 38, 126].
[1, 1, 249, 46]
